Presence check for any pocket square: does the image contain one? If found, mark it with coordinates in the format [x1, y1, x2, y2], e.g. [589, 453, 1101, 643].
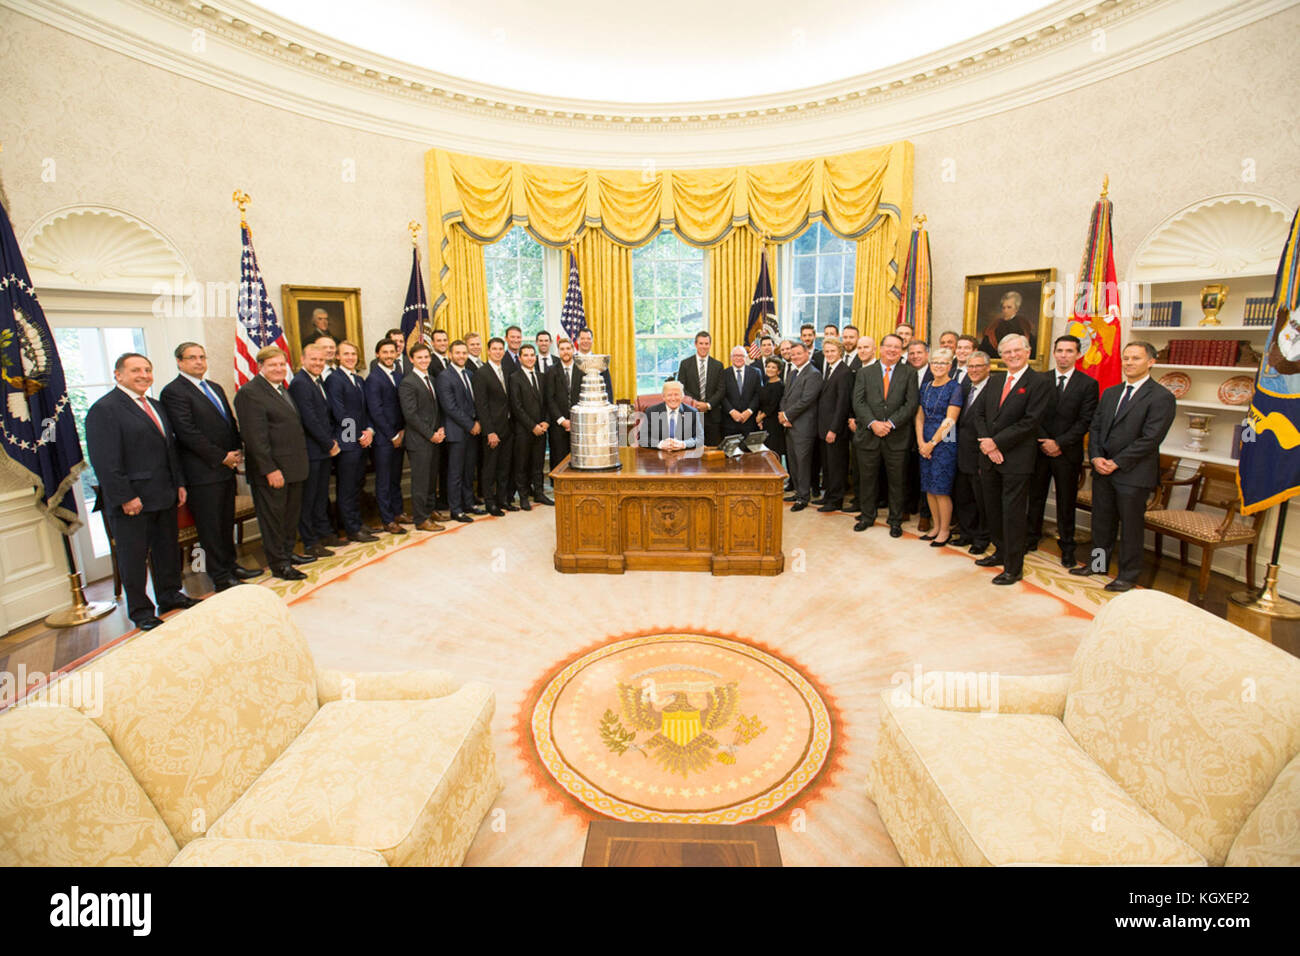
[1016, 387, 1026, 394]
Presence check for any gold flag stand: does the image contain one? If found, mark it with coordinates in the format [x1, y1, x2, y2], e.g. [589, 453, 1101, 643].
[1227, 501, 1300, 644]
[45, 532, 114, 628]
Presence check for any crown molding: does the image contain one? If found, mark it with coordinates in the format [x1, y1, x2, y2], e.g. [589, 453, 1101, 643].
[4, 0, 1294, 165]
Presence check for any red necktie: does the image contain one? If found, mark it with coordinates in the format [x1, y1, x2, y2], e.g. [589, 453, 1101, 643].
[137, 397, 165, 435]
[999, 373, 1014, 407]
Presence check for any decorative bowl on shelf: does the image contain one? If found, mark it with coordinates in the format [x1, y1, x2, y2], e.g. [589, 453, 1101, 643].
[1217, 375, 1255, 406]
[1184, 412, 1215, 453]
[1158, 371, 1192, 399]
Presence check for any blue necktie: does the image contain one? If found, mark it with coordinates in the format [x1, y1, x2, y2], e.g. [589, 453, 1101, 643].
[669, 411, 677, 439]
[199, 379, 226, 418]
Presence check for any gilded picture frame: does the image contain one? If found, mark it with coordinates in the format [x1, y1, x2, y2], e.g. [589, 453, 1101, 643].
[962, 269, 1057, 371]
[280, 285, 363, 366]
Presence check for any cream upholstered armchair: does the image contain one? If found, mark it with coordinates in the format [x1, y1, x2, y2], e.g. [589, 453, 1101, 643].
[868, 590, 1300, 866]
[0, 585, 501, 866]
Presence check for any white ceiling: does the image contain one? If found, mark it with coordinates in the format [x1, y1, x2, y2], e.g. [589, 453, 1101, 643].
[250, 0, 1054, 102]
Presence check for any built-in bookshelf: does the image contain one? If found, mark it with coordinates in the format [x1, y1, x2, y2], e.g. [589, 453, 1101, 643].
[1133, 275, 1273, 466]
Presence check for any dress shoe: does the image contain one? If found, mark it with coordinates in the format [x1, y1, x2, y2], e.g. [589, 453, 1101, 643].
[310, 544, 335, 558]
[288, 551, 316, 564]
[213, 579, 237, 592]
[790, 501, 808, 512]
[383, 522, 408, 535]
[273, 566, 307, 581]
[451, 513, 474, 523]
[811, 496, 825, 505]
[469, 506, 487, 515]
[415, 519, 446, 532]
[1060, 550, 1076, 568]
[974, 553, 1003, 567]
[889, 525, 903, 538]
[918, 516, 932, 533]
[968, 542, 989, 555]
[783, 494, 799, 502]
[396, 513, 414, 525]
[231, 565, 262, 580]
[919, 533, 936, 541]
[348, 529, 379, 543]
[519, 501, 533, 511]
[853, 517, 873, 532]
[816, 503, 840, 513]
[1104, 579, 1136, 592]
[488, 507, 505, 517]
[503, 503, 521, 512]
[1068, 565, 1096, 576]
[991, 571, 1022, 586]
[534, 495, 555, 506]
[135, 616, 165, 631]
[158, 595, 199, 612]
[929, 537, 951, 548]
[950, 536, 972, 547]
[474, 498, 485, 507]
[320, 534, 344, 548]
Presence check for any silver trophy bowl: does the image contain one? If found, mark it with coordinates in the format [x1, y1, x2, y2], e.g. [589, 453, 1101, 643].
[569, 353, 620, 469]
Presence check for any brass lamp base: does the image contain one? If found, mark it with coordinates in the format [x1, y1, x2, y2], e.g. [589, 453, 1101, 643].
[1227, 564, 1300, 645]
[44, 572, 115, 628]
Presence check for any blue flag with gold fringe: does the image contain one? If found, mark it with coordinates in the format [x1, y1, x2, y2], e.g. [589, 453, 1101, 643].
[0, 198, 85, 532]
[1239, 207, 1300, 515]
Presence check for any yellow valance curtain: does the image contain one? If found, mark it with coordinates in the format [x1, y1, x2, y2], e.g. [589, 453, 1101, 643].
[423, 141, 913, 396]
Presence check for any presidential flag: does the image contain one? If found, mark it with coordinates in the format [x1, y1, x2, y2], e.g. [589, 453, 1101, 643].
[560, 250, 587, 344]
[234, 221, 289, 388]
[1238, 207, 1300, 515]
[1065, 186, 1123, 393]
[895, 218, 932, 343]
[400, 246, 431, 350]
[745, 246, 776, 359]
[0, 197, 85, 533]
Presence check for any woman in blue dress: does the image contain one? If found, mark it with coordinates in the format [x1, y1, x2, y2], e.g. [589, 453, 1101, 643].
[914, 348, 964, 546]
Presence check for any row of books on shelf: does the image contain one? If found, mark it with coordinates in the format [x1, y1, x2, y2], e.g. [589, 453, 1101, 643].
[1163, 339, 1244, 366]
[1132, 296, 1274, 327]
[1132, 300, 1181, 327]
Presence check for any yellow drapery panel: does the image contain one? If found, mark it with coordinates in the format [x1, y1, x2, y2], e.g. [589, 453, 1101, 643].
[443, 224, 490, 345]
[708, 229, 766, 357]
[424, 141, 912, 385]
[572, 231, 636, 402]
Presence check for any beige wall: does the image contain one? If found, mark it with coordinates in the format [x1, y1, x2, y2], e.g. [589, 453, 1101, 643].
[912, 3, 1300, 336]
[0, 8, 428, 395]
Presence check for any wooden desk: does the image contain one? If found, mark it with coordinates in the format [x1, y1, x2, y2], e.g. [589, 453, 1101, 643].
[551, 446, 785, 575]
[582, 821, 782, 867]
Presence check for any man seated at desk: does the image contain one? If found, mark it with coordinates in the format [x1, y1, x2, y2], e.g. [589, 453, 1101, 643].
[639, 381, 705, 451]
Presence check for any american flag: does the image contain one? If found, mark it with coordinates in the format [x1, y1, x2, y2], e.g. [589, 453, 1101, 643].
[234, 223, 288, 388]
[745, 249, 776, 359]
[560, 250, 588, 344]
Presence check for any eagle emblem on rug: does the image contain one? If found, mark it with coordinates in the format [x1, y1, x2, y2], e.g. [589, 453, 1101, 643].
[600, 674, 765, 776]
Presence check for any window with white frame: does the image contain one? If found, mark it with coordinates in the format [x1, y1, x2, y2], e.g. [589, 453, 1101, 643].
[632, 232, 705, 395]
[484, 228, 546, 338]
[782, 221, 856, 341]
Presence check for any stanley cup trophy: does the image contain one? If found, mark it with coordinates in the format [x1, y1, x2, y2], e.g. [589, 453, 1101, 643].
[568, 353, 621, 469]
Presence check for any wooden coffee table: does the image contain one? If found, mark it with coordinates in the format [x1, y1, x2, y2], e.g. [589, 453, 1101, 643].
[582, 821, 782, 867]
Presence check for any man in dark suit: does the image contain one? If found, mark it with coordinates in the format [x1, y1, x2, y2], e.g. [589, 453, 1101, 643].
[677, 331, 725, 447]
[86, 352, 196, 630]
[289, 342, 341, 556]
[951, 351, 993, 554]
[233, 346, 312, 580]
[473, 336, 515, 514]
[816, 338, 854, 512]
[368, 328, 410, 377]
[534, 331, 558, 376]
[435, 340, 483, 522]
[778, 342, 823, 510]
[509, 345, 553, 506]
[399, 343, 446, 532]
[1070, 341, 1176, 591]
[364, 338, 410, 534]
[324, 340, 379, 542]
[502, 325, 524, 377]
[548, 336, 582, 467]
[160, 342, 258, 592]
[429, 329, 452, 376]
[970, 333, 1053, 585]
[721, 345, 763, 438]
[640, 381, 705, 449]
[799, 325, 820, 370]
[851, 334, 919, 535]
[1026, 334, 1100, 566]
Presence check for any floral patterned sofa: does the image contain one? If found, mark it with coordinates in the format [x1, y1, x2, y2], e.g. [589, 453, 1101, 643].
[0, 585, 501, 866]
[868, 590, 1300, 866]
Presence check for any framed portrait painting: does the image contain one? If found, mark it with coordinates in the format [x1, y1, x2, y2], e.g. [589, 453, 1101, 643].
[280, 285, 363, 366]
[962, 269, 1057, 370]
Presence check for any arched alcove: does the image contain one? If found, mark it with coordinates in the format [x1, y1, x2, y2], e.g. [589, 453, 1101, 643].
[1128, 193, 1293, 285]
